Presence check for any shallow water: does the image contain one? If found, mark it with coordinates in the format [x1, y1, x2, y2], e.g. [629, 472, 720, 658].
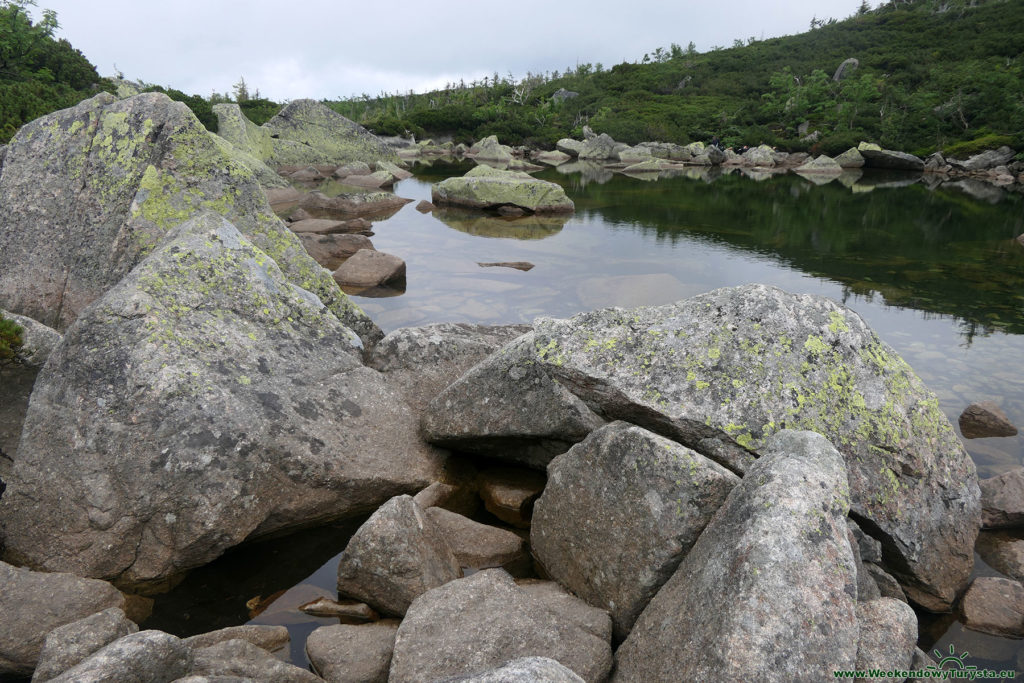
[146, 161, 1024, 672]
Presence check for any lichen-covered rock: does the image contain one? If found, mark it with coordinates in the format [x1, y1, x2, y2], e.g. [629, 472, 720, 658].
[0, 309, 62, 366]
[532, 422, 739, 640]
[432, 165, 574, 214]
[46, 630, 191, 683]
[0, 215, 447, 588]
[615, 146, 652, 164]
[389, 570, 612, 683]
[336, 495, 462, 616]
[0, 92, 377, 344]
[31, 607, 138, 682]
[860, 147, 925, 171]
[212, 103, 275, 162]
[260, 99, 397, 167]
[0, 561, 125, 678]
[305, 621, 399, 683]
[534, 150, 572, 166]
[613, 431, 858, 682]
[835, 147, 866, 168]
[439, 657, 585, 682]
[980, 468, 1024, 528]
[470, 135, 513, 163]
[742, 144, 776, 167]
[207, 131, 288, 189]
[444, 284, 977, 610]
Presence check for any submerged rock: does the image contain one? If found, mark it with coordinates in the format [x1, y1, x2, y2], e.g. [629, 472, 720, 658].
[613, 431, 858, 681]
[432, 165, 574, 214]
[0, 214, 446, 589]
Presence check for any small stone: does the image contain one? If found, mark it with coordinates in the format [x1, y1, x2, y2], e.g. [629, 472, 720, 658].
[415, 200, 435, 212]
[479, 466, 546, 528]
[298, 598, 379, 622]
[961, 577, 1024, 637]
[477, 261, 535, 271]
[959, 401, 1018, 439]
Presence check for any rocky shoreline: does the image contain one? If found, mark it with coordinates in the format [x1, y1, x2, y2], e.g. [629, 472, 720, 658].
[0, 91, 1020, 682]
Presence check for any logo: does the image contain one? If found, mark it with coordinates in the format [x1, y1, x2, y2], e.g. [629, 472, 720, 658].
[927, 644, 978, 675]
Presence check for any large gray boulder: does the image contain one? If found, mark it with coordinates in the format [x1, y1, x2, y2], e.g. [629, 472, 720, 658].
[432, 166, 574, 214]
[955, 146, 1016, 171]
[336, 495, 462, 616]
[860, 147, 925, 171]
[555, 139, 584, 157]
[189, 639, 320, 682]
[613, 431, 859, 681]
[469, 135, 513, 163]
[261, 99, 397, 167]
[389, 570, 612, 683]
[0, 91, 378, 344]
[423, 284, 979, 610]
[577, 133, 628, 161]
[0, 215, 447, 589]
[207, 132, 289, 189]
[47, 630, 191, 683]
[742, 144, 776, 167]
[855, 598, 918, 674]
[0, 561, 126, 678]
[531, 422, 738, 639]
[304, 621, 399, 683]
[212, 103, 275, 161]
[31, 607, 138, 682]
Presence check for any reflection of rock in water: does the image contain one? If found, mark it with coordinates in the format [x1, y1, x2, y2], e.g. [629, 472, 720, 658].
[340, 282, 407, 298]
[943, 179, 1007, 204]
[434, 209, 568, 240]
[852, 170, 921, 190]
[794, 170, 840, 187]
[739, 168, 776, 182]
[836, 169, 863, 188]
[620, 170, 662, 182]
[555, 160, 614, 185]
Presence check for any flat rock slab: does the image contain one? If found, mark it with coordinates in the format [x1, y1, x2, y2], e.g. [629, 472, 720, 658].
[305, 621, 399, 683]
[959, 401, 1018, 439]
[477, 261, 535, 271]
[183, 625, 290, 654]
[0, 561, 125, 678]
[479, 466, 547, 528]
[31, 607, 137, 682]
[336, 495, 462, 616]
[389, 570, 612, 683]
[332, 249, 406, 287]
[426, 506, 528, 570]
[298, 233, 374, 270]
[288, 218, 367, 234]
[613, 431, 858, 682]
[296, 191, 411, 219]
[961, 577, 1024, 637]
[532, 421, 739, 640]
[980, 468, 1024, 528]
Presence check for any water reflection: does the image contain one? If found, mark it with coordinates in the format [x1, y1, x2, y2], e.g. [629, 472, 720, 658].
[433, 208, 568, 240]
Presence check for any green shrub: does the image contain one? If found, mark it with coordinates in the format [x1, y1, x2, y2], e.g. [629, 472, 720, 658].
[0, 314, 24, 365]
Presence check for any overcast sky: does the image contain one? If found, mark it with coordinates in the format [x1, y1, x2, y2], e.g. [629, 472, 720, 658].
[33, 0, 864, 102]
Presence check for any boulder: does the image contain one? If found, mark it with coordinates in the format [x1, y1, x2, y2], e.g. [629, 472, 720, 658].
[207, 132, 288, 189]
[551, 89, 579, 104]
[189, 639, 320, 682]
[961, 577, 1024, 637]
[534, 150, 572, 166]
[366, 322, 531, 416]
[335, 161, 373, 177]
[0, 561, 125, 678]
[470, 135, 513, 163]
[332, 249, 406, 287]
[298, 233, 374, 270]
[211, 103, 274, 162]
[614, 146, 652, 164]
[834, 147, 866, 168]
[555, 139, 584, 157]
[959, 401, 1018, 438]
[742, 144, 776, 167]
[479, 466, 546, 528]
[855, 598, 917, 674]
[183, 625, 290, 654]
[428, 284, 978, 610]
[975, 532, 1024, 582]
[581, 126, 597, 140]
[261, 99, 397, 167]
[860, 147, 925, 171]
[957, 146, 1017, 171]
[389, 570, 612, 683]
[438, 657, 584, 682]
[415, 200, 435, 212]
[0, 215, 446, 588]
[577, 134, 628, 161]
[795, 154, 843, 174]
[531, 422, 739, 639]
[432, 166, 574, 214]
[296, 190, 411, 219]
[375, 160, 413, 181]
[31, 608, 138, 682]
[980, 468, 1024, 528]
[46, 630, 191, 683]
[425, 507, 528, 570]
[637, 141, 691, 161]
[338, 171, 393, 189]
[621, 158, 666, 174]
[420, 333, 605, 468]
[0, 92, 377, 344]
[613, 431, 858, 681]
[336, 495, 462, 616]
[0, 309, 62, 366]
[305, 621, 399, 683]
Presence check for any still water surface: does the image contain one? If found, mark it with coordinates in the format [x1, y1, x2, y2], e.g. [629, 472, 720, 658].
[149, 161, 1024, 671]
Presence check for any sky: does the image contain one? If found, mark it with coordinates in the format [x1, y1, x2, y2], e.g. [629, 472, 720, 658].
[32, 0, 865, 102]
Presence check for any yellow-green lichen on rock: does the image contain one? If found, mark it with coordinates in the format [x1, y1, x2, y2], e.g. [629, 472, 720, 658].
[432, 165, 575, 214]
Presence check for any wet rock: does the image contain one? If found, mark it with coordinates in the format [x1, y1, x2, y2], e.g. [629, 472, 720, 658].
[31, 608, 138, 682]
[479, 466, 546, 528]
[298, 597, 378, 621]
[860, 147, 925, 171]
[532, 422, 738, 639]
[0, 215, 445, 588]
[298, 233, 374, 270]
[366, 322, 531, 416]
[190, 639, 319, 682]
[47, 630, 191, 683]
[961, 577, 1024, 637]
[415, 200, 435, 212]
[0, 309, 62, 366]
[0, 561, 125, 678]
[577, 133, 628, 162]
[389, 570, 612, 683]
[305, 620, 399, 682]
[336, 495, 462, 616]
[183, 625, 290, 654]
[438, 657, 584, 682]
[332, 249, 406, 287]
[432, 165, 574, 214]
[425, 507, 528, 570]
[476, 261, 534, 271]
[338, 171, 393, 189]
[555, 139, 584, 157]
[421, 333, 605, 467]
[613, 431, 858, 682]
[855, 598, 918, 674]
[261, 99, 397, 167]
[959, 401, 1018, 438]
[443, 284, 977, 610]
[0, 92, 374, 341]
[296, 190, 412, 219]
[975, 531, 1024, 581]
[980, 468, 1024, 528]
